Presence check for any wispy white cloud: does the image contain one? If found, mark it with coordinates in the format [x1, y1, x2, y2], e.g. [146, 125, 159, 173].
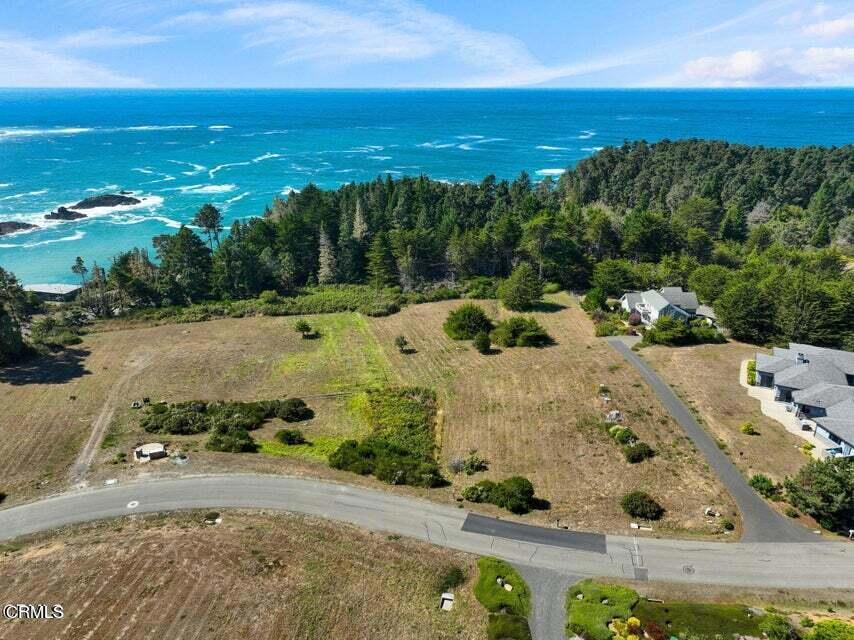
[803, 12, 854, 38]
[0, 34, 148, 87]
[56, 27, 168, 49]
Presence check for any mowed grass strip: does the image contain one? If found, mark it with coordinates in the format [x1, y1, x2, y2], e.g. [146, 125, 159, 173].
[565, 580, 638, 640]
[473, 557, 531, 617]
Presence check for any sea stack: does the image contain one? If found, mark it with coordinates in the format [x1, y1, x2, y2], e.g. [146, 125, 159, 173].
[0, 221, 38, 236]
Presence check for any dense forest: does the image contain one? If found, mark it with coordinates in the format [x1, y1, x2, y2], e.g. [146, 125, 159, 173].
[1, 139, 852, 364]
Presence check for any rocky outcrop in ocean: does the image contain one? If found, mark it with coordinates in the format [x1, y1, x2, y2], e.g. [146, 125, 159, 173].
[45, 206, 86, 221]
[72, 194, 141, 209]
[0, 221, 38, 236]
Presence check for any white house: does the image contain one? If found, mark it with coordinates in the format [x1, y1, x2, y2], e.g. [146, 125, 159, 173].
[619, 287, 715, 326]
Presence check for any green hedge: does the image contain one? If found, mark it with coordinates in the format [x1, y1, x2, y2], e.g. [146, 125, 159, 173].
[463, 476, 538, 514]
[142, 398, 313, 435]
[747, 359, 757, 385]
[565, 580, 638, 640]
[490, 316, 552, 348]
[473, 557, 531, 617]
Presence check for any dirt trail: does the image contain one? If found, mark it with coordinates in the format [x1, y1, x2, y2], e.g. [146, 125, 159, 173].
[68, 349, 154, 486]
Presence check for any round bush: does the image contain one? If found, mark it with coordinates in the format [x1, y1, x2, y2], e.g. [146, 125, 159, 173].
[474, 331, 491, 354]
[623, 441, 654, 463]
[621, 491, 664, 520]
[443, 303, 493, 340]
[275, 428, 306, 445]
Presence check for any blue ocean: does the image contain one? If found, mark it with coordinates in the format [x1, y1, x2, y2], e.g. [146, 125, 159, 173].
[0, 89, 851, 285]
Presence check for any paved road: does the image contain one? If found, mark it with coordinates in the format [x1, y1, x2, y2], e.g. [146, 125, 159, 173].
[0, 474, 850, 589]
[516, 564, 580, 640]
[605, 337, 817, 543]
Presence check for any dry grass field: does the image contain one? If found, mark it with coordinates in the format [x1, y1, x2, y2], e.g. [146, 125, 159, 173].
[1, 296, 737, 537]
[640, 343, 808, 483]
[0, 511, 486, 640]
[370, 294, 736, 536]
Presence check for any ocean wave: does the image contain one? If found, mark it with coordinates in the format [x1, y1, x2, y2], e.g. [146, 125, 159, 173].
[208, 125, 232, 130]
[0, 230, 86, 248]
[225, 191, 251, 204]
[167, 160, 206, 176]
[0, 189, 49, 202]
[458, 137, 505, 151]
[535, 168, 566, 176]
[132, 167, 155, 175]
[417, 141, 457, 149]
[208, 161, 250, 178]
[369, 155, 392, 161]
[65, 194, 165, 220]
[577, 129, 596, 139]
[0, 183, 11, 188]
[252, 152, 282, 163]
[536, 145, 569, 151]
[107, 213, 182, 229]
[456, 135, 484, 140]
[178, 184, 237, 195]
[581, 146, 604, 152]
[125, 125, 197, 131]
[0, 127, 92, 139]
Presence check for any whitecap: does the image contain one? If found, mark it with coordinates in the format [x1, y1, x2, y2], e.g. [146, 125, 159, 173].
[0, 127, 92, 139]
[208, 162, 250, 178]
[132, 167, 155, 175]
[85, 184, 119, 193]
[417, 141, 457, 149]
[208, 125, 232, 130]
[225, 191, 251, 204]
[0, 230, 86, 248]
[458, 137, 505, 151]
[125, 125, 197, 131]
[536, 145, 569, 151]
[108, 213, 181, 228]
[536, 168, 566, 176]
[178, 184, 237, 195]
[0, 189, 49, 202]
[167, 160, 206, 176]
[0, 183, 11, 188]
[368, 155, 392, 161]
[456, 135, 484, 140]
[577, 130, 596, 139]
[252, 152, 282, 163]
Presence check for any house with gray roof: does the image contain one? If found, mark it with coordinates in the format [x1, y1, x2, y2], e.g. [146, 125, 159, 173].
[755, 343, 854, 458]
[619, 286, 715, 326]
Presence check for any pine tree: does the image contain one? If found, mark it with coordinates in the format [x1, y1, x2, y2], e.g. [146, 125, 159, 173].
[366, 232, 398, 288]
[719, 204, 747, 241]
[352, 199, 368, 242]
[317, 223, 337, 284]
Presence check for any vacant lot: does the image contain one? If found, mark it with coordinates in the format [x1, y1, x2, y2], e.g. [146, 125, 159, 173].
[641, 343, 808, 484]
[1, 298, 736, 537]
[370, 294, 736, 536]
[0, 511, 485, 640]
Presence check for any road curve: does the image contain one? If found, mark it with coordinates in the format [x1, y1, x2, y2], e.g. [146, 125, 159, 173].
[1, 474, 851, 589]
[605, 337, 817, 543]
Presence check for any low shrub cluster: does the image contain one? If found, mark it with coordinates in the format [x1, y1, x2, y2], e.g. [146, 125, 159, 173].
[747, 359, 757, 385]
[275, 428, 306, 445]
[462, 276, 502, 299]
[621, 491, 665, 520]
[435, 565, 466, 593]
[784, 457, 854, 532]
[565, 580, 638, 640]
[462, 476, 538, 514]
[29, 309, 88, 349]
[329, 387, 444, 488]
[587, 309, 629, 337]
[142, 398, 313, 435]
[599, 422, 655, 463]
[641, 316, 725, 347]
[443, 303, 494, 340]
[623, 441, 655, 463]
[474, 557, 533, 640]
[490, 316, 552, 348]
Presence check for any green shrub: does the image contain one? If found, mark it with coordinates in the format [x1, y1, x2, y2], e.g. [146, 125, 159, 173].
[621, 491, 664, 520]
[643, 316, 725, 346]
[206, 424, 257, 453]
[436, 565, 466, 593]
[463, 450, 489, 475]
[581, 287, 608, 312]
[474, 331, 492, 354]
[141, 399, 313, 435]
[750, 473, 780, 498]
[809, 620, 854, 640]
[761, 614, 797, 640]
[487, 614, 532, 640]
[623, 441, 654, 463]
[499, 263, 543, 311]
[258, 290, 281, 304]
[747, 359, 757, 385]
[463, 476, 538, 514]
[740, 421, 758, 435]
[463, 276, 501, 299]
[721, 517, 736, 531]
[276, 398, 314, 422]
[543, 282, 561, 294]
[394, 335, 408, 352]
[444, 303, 494, 340]
[565, 580, 638, 640]
[473, 557, 531, 616]
[608, 426, 637, 445]
[785, 506, 800, 518]
[490, 316, 552, 348]
[294, 319, 312, 337]
[784, 458, 854, 532]
[329, 387, 444, 488]
[275, 428, 306, 445]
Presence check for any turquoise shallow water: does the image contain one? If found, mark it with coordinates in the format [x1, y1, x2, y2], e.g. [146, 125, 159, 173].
[0, 88, 851, 284]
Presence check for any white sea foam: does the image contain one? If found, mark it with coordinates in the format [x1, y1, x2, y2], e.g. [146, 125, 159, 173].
[581, 146, 604, 152]
[536, 168, 566, 176]
[208, 125, 232, 130]
[456, 135, 484, 140]
[65, 194, 165, 220]
[0, 183, 11, 188]
[417, 141, 457, 149]
[458, 137, 505, 151]
[125, 125, 197, 131]
[108, 213, 181, 228]
[0, 189, 49, 202]
[368, 155, 392, 161]
[225, 191, 251, 204]
[178, 184, 237, 195]
[208, 162, 250, 178]
[536, 145, 569, 151]
[167, 160, 206, 176]
[0, 230, 86, 248]
[577, 129, 596, 139]
[85, 184, 119, 193]
[133, 167, 155, 175]
[0, 127, 93, 139]
[252, 152, 282, 163]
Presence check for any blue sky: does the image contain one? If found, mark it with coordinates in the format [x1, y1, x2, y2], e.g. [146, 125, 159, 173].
[1, 0, 852, 87]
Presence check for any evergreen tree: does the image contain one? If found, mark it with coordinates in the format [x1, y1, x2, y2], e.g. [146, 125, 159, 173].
[719, 204, 747, 241]
[317, 223, 337, 284]
[71, 256, 88, 287]
[153, 226, 212, 304]
[192, 203, 223, 249]
[499, 262, 543, 311]
[366, 232, 398, 288]
[715, 281, 775, 344]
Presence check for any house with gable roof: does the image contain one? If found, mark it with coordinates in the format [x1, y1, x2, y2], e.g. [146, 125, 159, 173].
[619, 286, 716, 326]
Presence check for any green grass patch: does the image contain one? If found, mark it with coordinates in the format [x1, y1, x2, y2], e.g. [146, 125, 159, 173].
[259, 435, 346, 461]
[566, 580, 638, 640]
[473, 557, 531, 617]
[487, 614, 532, 640]
[633, 600, 764, 639]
